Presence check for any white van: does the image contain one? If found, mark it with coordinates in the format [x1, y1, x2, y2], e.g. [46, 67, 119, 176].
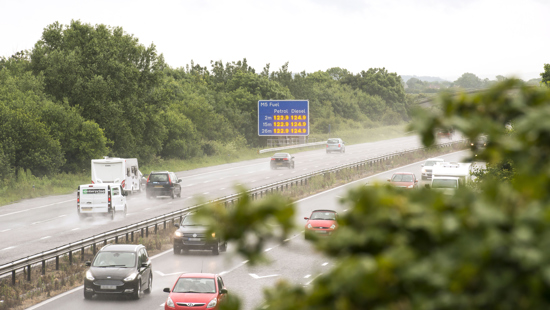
[91, 157, 141, 194]
[420, 157, 445, 180]
[77, 184, 127, 220]
[429, 162, 473, 195]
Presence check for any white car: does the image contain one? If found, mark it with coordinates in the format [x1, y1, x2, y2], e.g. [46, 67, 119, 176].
[78, 183, 127, 220]
[420, 157, 445, 180]
[326, 138, 346, 154]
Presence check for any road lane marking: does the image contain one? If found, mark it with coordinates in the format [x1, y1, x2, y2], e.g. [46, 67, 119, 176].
[40, 236, 51, 240]
[1, 246, 15, 251]
[71, 228, 80, 231]
[305, 274, 322, 285]
[145, 208, 151, 210]
[155, 271, 186, 276]
[0, 229, 11, 233]
[178, 162, 266, 180]
[322, 262, 329, 266]
[304, 274, 311, 278]
[278, 174, 283, 176]
[264, 248, 272, 252]
[32, 214, 66, 225]
[265, 177, 270, 179]
[203, 192, 209, 195]
[249, 273, 279, 279]
[220, 188, 225, 190]
[219, 260, 249, 276]
[0, 199, 74, 219]
[203, 181, 209, 183]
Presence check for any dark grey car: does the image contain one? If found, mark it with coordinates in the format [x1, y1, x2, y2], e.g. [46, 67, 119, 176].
[146, 171, 182, 199]
[270, 153, 295, 169]
[173, 214, 227, 255]
[84, 244, 152, 300]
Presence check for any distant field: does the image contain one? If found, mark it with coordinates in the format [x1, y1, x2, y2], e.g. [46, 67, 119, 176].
[0, 124, 411, 207]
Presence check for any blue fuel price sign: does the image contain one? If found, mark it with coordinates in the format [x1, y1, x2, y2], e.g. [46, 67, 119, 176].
[258, 100, 309, 136]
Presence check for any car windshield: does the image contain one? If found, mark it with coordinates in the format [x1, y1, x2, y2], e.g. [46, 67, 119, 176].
[273, 153, 288, 158]
[391, 174, 413, 182]
[424, 161, 439, 166]
[432, 179, 458, 189]
[181, 215, 206, 226]
[92, 252, 136, 268]
[310, 211, 336, 220]
[173, 278, 217, 293]
[150, 174, 168, 182]
[327, 139, 339, 144]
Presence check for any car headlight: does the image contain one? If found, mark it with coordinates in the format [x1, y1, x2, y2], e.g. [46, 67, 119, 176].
[211, 232, 216, 238]
[166, 296, 175, 308]
[421, 168, 426, 173]
[207, 297, 218, 308]
[330, 224, 336, 229]
[86, 270, 95, 281]
[407, 184, 414, 188]
[175, 231, 183, 237]
[471, 143, 474, 146]
[124, 272, 138, 282]
[307, 224, 312, 229]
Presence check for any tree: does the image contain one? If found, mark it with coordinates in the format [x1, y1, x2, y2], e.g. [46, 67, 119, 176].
[541, 64, 550, 86]
[194, 79, 550, 310]
[453, 72, 483, 89]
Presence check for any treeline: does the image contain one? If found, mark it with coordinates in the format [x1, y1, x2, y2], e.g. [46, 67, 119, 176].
[0, 20, 414, 182]
[405, 72, 543, 93]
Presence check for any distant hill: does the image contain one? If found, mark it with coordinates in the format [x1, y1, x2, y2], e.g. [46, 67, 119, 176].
[401, 75, 449, 83]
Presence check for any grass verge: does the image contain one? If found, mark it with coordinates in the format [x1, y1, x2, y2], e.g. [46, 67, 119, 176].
[0, 141, 467, 310]
[0, 124, 410, 207]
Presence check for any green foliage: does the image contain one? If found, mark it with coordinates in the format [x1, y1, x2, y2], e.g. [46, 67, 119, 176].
[204, 80, 550, 309]
[541, 64, 550, 86]
[453, 72, 483, 89]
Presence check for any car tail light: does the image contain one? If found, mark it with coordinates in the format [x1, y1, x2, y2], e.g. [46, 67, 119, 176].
[271, 158, 276, 161]
[283, 158, 289, 161]
[168, 174, 172, 185]
[147, 175, 150, 183]
[91, 180, 94, 184]
[338, 144, 341, 147]
[121, 180, 125, 188]
[326, 144, 329, 148]
[77, 192, 80, 206]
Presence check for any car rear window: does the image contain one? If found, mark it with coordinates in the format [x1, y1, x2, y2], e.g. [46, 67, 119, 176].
[327, 139, 339, 144]
[432, 179, 458, 188]
[273, 153, 288, 158]
[150, 174, 169, 182]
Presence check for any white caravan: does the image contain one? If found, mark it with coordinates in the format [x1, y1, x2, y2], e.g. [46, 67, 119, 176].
[430, 162, 473, 195]
[77, 183, 127, 220]
[91, 157, 141, 194]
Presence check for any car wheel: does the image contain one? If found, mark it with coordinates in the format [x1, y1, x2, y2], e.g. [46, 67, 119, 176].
[84, 290, 93, 300]
[144, 274, 152, 294]
[171, 191, 175, 199]
[173, 246, 181, 255]
[110, 209, 115, 220]
[133, 280, 143, 299]
[220, 242, 227, 252]
[292, 163, 295, 169]
[78, 213, 86, 221]
[212, 244, 219, 255]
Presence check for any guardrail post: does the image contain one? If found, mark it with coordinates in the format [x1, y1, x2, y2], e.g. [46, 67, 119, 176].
[164, 220, 167, 230]
[42, 260, 46, 275]
[126, 233, 129, 243]
[56, 256, 59, 270]
[92, 243, 96, 255]
[115, 236, 118, 244]
[131, 231, 134, 242]
[103, 240, 107, 246]
[155, 224, 158, 235]
[81, 247, 85, 261]
[26, 265, 31, 281]
[12, 270, 15, 285]
[69, 251, 73, 265]
[146, 227, 149, 238]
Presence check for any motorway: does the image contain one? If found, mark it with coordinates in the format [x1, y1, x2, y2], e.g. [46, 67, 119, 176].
[0, 135, 460, 265]
[27, 150, 470, 310]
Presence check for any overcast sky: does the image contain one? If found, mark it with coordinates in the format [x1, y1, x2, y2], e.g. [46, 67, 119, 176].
[1, 0, 548, 81]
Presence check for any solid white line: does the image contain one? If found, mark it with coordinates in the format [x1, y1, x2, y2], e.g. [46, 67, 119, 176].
[305, 274, 322, 285]
[1, 246, 15, 251]
[1, 229, 11, 233]
[0, 199, 75, 218]
[295, 150, 468, 204]
[25, 285, 83, 310]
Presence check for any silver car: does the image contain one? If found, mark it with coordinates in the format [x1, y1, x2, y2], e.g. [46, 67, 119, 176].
[326, 138, 345, 154]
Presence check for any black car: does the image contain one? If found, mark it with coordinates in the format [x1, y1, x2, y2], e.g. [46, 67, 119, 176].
[173, 213, 227, 255]
[146, 171, 182, 199]
[270, 153, 295, 170]
[84, 244, 152, 300]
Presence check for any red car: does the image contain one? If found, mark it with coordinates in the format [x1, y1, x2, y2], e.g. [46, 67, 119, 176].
[387, 172, 418, 189]
[304, 209, 338, 239]
[164, 273, 228, 310]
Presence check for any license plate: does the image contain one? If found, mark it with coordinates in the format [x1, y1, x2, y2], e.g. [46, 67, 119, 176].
[154, 185, 163, 188]
[188, 238, 201, 241]
[101, 285, 116, 290]
[316, 230, 327, 234]
[81, 207, 92, 211]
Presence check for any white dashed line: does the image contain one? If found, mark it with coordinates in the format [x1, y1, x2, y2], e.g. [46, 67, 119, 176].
[203, 192, 209, 195]
[144, 208, 151, 210]
[32, 214, 66, 225]
[203, 181, 209, 183]
[322, 262, 329, 266]
[1, 246, 15, 251]
[40, 236, 51, 240]
[1, 229, 11, 233]
[71, 228, 80, 231]
[264, 248, 272, 252]
[220, 188, 225, 191]
[278, 174, 283, 176]
[265, 177, 270, 179]
[304, 274, 311, 278]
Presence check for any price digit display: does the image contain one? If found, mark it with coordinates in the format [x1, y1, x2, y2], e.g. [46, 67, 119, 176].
[258, 100, 309, 136]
